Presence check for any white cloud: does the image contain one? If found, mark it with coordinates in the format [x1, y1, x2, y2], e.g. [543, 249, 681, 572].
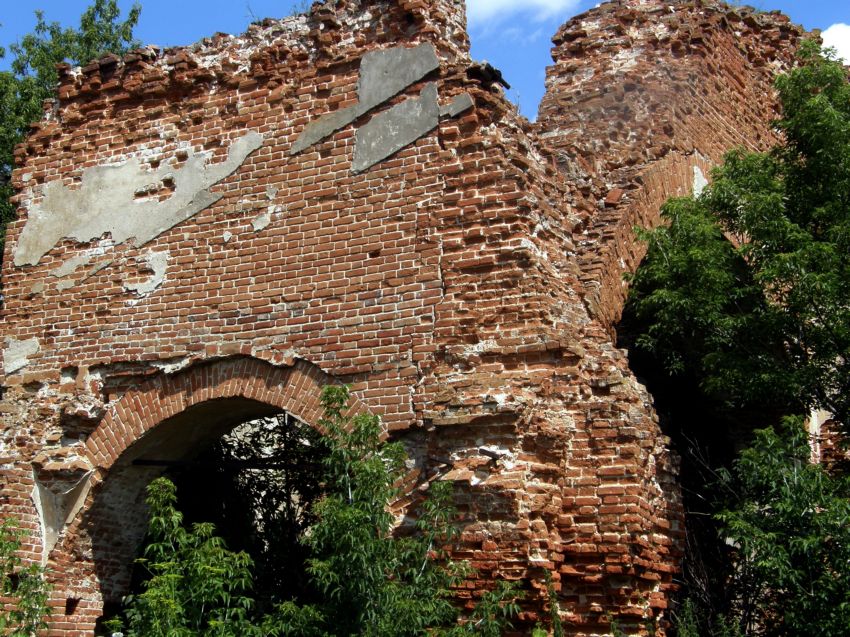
[822, 23, 850, 64]
[466, 0, 581, 26]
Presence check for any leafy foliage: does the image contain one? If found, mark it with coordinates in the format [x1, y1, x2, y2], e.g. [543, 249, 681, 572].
[272, 385, 520, 636]
[715, 418, 850, 636]
[116, 478, 262, 637]
[112, 386, 521, 636]
[627, 40, 850, 432]
[626, 40, 850, 636]
[169, 413, 329, 611]
[0, 518, 51, 636]
[0, 0, 140, 253]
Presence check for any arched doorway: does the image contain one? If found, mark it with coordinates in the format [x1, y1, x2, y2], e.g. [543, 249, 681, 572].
[45, 357, 368, 632]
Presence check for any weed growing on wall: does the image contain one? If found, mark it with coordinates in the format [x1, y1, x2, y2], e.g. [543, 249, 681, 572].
[0, 518, 50, 635]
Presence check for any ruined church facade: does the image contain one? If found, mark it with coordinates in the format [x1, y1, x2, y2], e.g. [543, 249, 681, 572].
[0, 1, 804, 634]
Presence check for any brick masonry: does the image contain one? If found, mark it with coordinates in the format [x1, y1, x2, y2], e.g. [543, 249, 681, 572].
[0, 0, 804, 634]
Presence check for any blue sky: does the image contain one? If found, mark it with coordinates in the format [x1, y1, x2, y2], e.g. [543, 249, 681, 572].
[2, 0, 848, 119]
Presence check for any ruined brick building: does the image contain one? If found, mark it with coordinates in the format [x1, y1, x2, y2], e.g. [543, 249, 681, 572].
[0, 0, 805, 634]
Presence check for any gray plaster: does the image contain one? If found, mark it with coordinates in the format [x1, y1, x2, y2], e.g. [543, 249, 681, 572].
[252, 208, 272, 232]
[357, 43, 440, 109]
[33, 471, 93, 564]
[290, 104, 364, 155]
[290, 43, 439, 155]
[440, 93, 474, 119]
[14, 131, 264, 267]
[352, 83, 440, 174]
[124, 250, 169, 295]
[4, 337, 40, 374]
[51, 253, 94, 279]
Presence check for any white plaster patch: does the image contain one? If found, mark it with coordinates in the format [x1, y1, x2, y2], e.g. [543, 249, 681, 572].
[4, 337, 40, 374]
[464, 339, 499, 356]
[32, 470, 93, 565]
[124, 251, 169, 295]
[611, 47, 642, 73]
[151, 356, 192, 374]
[692, 166, 709, 197]
[14, 131, 263, 267]
[492, 393, 509, 407]
[223, 231, 233, 243]
[519, 236, 547, 260]
[50, 253, 94, 279]
[252, 209, 272, 232]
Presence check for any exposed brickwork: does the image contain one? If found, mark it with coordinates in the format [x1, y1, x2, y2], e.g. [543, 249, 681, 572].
[537, 0, 804, 331]
[0, 0, 804, 634]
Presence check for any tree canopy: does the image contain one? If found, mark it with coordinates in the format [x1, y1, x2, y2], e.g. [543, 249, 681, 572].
[625, 41, 850, 635]
[628, 40, 850, 432]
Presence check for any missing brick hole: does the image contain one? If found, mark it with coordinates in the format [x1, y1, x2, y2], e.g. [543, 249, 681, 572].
[368, 249, 381, 258]
[65, 597, 80, 616]
[23, 381, 45, 394]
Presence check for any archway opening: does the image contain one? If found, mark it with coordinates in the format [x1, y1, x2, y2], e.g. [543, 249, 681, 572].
[161, 411, 329, 611]
[86, 395, 330, 622]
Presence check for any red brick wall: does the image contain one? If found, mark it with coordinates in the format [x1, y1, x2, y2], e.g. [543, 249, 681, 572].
[0, 0, 803, 634]
[537, 0, 804, 331]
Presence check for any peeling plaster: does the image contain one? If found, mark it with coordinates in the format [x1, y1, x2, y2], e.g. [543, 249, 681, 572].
[14, 131, 264, 267]
[353, 83, 440, 173]
[32, 470, 93, 565]
[692, 165, 708, 197]
[291, 43, 440, 155]
[151, 356, 192, 374]
[251, 209, 272, 231]
[51, 253, 94, 279]
[289, 42, 472, 173]
[4, 337, 40, 374]
[124, 251, 169, 295]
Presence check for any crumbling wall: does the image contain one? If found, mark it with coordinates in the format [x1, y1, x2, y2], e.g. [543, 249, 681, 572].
[0, 0, 804, 635]
[537, 0, 804, 331]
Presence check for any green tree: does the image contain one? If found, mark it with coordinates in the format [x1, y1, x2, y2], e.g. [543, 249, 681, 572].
[0, 0, 141, 253]
[118, 478, 262, 637]
[627, 40, 850, 432]
[715, 418, 850, 636]
[626, 40, 850, 636]
[262, 385, 521, 636]
[0, 518, 51, 636]
[167, 413, 330, 612]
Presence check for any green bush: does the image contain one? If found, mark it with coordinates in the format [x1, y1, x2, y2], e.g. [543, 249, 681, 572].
[0, 518, 50, 636]
[109, 385, 522, 636]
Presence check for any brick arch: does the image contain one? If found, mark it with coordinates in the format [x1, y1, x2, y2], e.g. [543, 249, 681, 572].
[52, 356, 370, 613]
[84, 356, 366, 473]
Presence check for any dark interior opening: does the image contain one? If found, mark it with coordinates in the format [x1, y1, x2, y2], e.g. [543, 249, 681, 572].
[94, 406, 330, 633]
[164, 411, 329, 611]
[615, 302, 786, 628]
